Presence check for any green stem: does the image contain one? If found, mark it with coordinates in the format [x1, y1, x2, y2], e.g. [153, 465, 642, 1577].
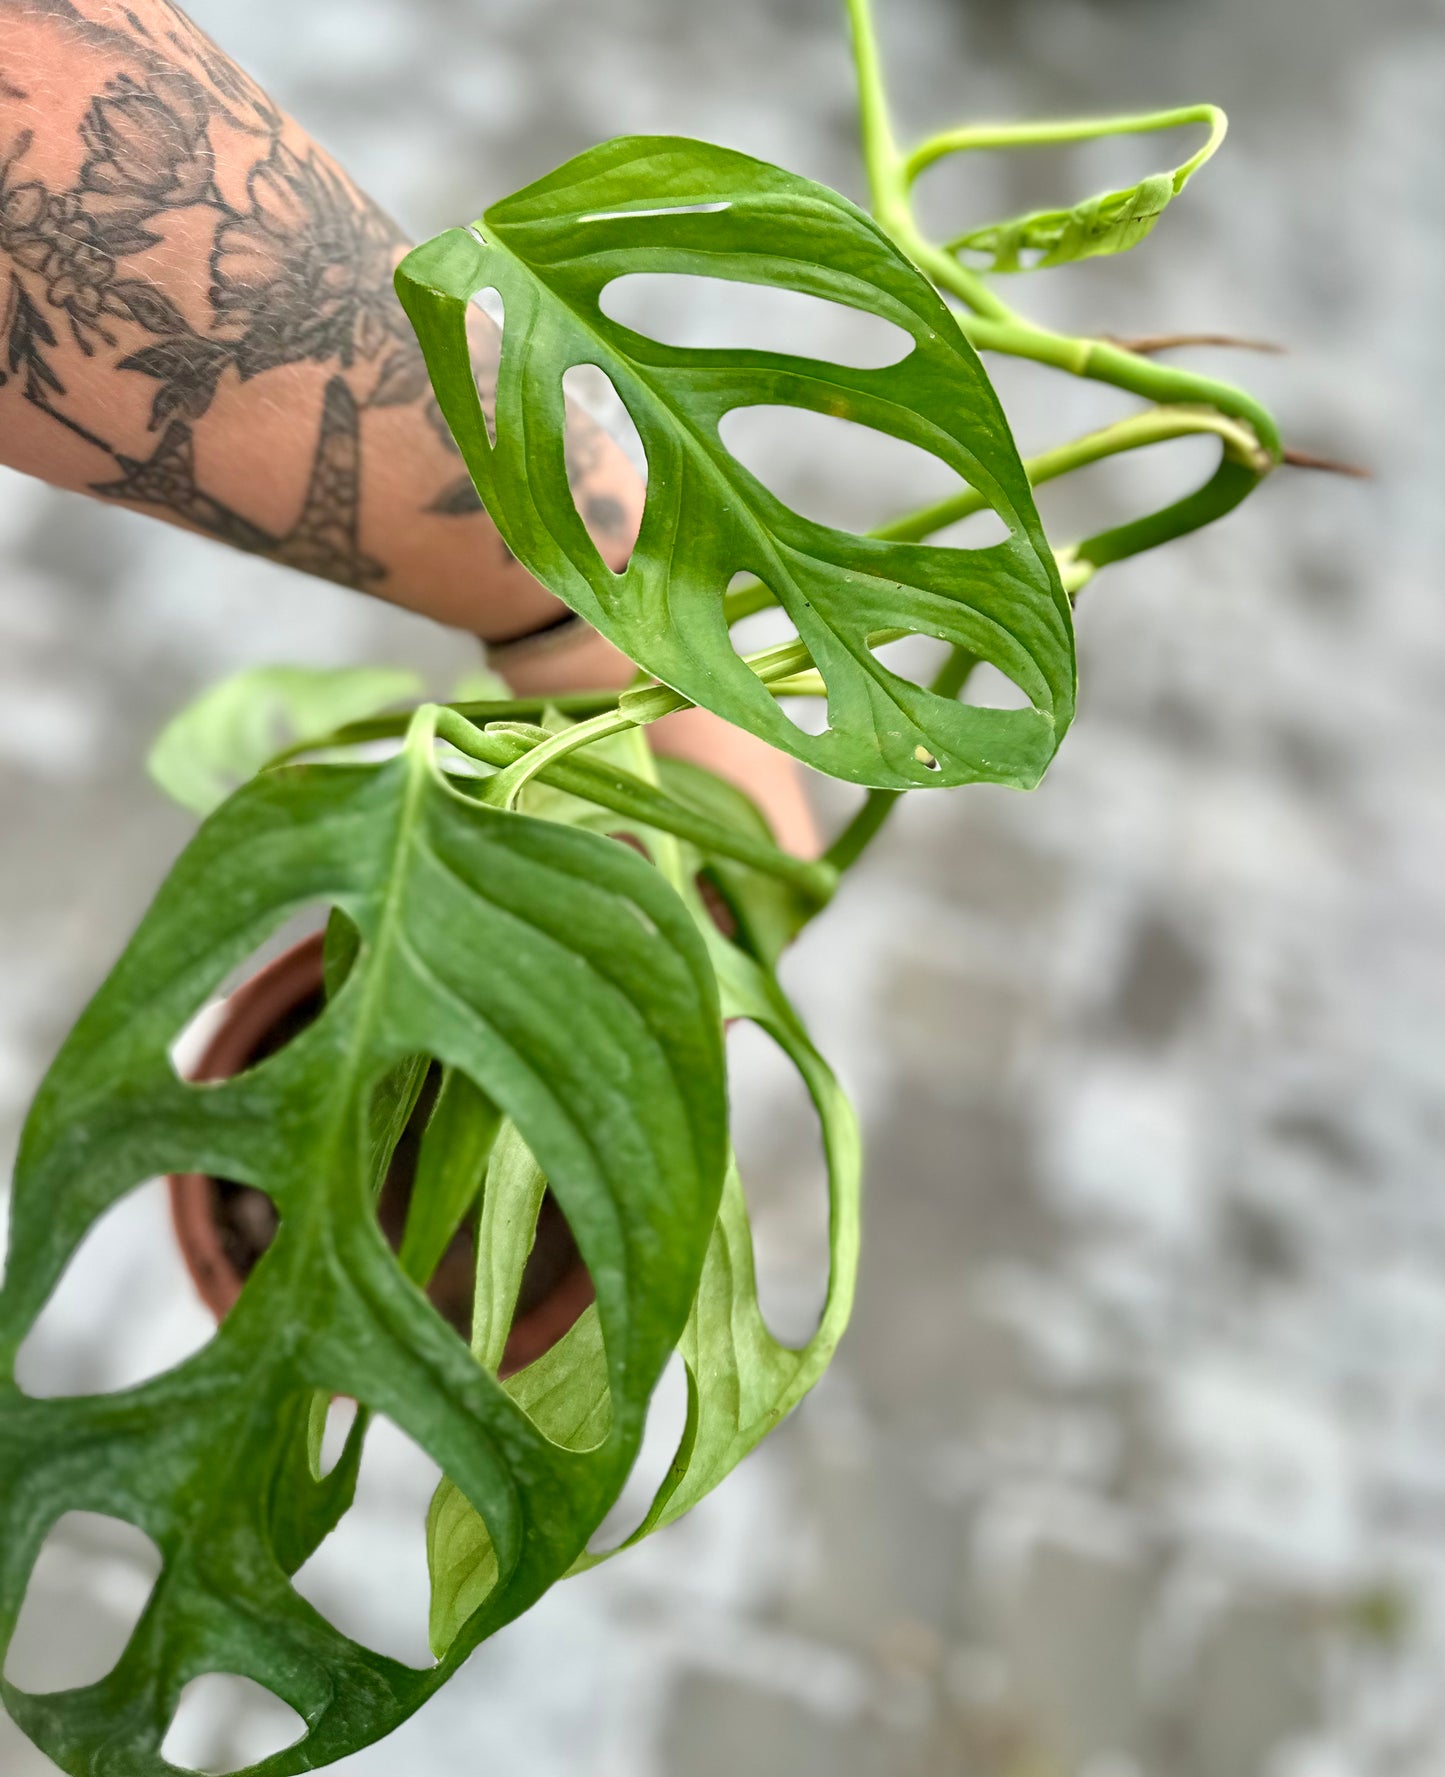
[837, 36, 1276, 456]
[875, 405, 1268, 542]
[479, 704, 643, 810]
[843, 0, 1009, 321]
[960, 314, 1282, 456]
[723, 405, 1271, 628]
[271, 687, 626, 762]
[906, 103, 1226, 187]
[824, 787, 899, 874]
[428, 708, 834, 899]
[843, 0, 904, 218]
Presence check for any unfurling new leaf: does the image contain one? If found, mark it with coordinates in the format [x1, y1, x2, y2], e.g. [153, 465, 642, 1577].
[921, 105, 1228, 272]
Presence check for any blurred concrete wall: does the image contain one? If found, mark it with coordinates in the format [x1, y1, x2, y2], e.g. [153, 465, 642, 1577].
[2, 0, 1442, 1772]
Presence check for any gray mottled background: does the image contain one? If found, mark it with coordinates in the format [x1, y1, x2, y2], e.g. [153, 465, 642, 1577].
[2, 0, 1443, 1772]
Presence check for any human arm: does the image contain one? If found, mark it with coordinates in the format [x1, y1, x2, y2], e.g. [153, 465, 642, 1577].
[0, 0, 817, 849]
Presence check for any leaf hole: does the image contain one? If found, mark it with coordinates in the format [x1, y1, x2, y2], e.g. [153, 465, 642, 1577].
[469, 286, 504, 451]
[727, 1020, 832, 1347]
[168, 913, 333, 1089]
[960, 662, 1034, 711]
[187, 979, 589, 1366]
[418, 274, 500, 506]
[561, 364, 647, 567]
[13, 1178, 215, 1398]
[864, 632, 1034, 717]
[926, 504, 1013, 549]
[582, 201, 732, 222]
[726, 591, 800, 660]
[312, 1394, 359, 1481]
[723, 578, 829, 741]
[586, 1349, 691, 1555]
[599, 273, 912, 369]
[290, 1415, 441, 1669]
[4, 1512, 162, 1695]
[867, 631, 952, 686]
[172, 934, 582, 1358]
[160, 1672, 306, 1775]
[717, 404, 973, 534]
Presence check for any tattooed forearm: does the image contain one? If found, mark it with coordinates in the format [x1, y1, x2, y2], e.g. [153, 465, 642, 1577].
[0, 0, 640, 633]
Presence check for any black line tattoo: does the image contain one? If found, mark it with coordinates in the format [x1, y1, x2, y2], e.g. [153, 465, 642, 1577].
[1, 0, 633, 607]
[92, 373, 383, 585]
[0, 4, 423, 587]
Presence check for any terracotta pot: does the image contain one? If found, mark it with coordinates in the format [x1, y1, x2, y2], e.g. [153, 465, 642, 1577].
[168, 932, 593, 1378]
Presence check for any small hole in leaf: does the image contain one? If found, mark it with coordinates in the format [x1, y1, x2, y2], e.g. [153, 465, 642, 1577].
[718, 404, 972, 534]
[582, 201, 732, 222]
[961, 662, 1033, 711]
[160, 1673, 305, 1775]
[469, 286, 504, 450]
[586, 1350, 690, 1555]
[291, 1415, 441, 1668]
[313, 1395, 359, 1481]
[914, 745, 942, 770]
[727, 1020, 832, 1347]
[4, 1512, 162, 1694]
[14, 1179, 215, 1398]
[420, 280, 501, 504]
[927, 504, 1013, 549]
[868, 632, 951, 687]
[505, 1301, 612, 1456]
[599, 273, 912, 369]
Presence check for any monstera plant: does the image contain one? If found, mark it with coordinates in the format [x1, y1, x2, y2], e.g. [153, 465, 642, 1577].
[0, 0, 1310, 1769]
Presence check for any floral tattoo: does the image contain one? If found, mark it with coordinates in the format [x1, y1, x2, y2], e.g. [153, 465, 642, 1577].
[0, 1, 627, 595]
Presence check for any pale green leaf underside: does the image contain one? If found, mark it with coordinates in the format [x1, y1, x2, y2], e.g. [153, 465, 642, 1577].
[396, 135, 1074, 793]
[0, 716, 728, 1775]
[148, 664, 424, 815]
[426, 834, 861, 1654]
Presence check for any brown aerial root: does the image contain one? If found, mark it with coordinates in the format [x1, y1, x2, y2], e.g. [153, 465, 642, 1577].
[1281, 447, 1372, 479]
[1104, 331, 1287, 355]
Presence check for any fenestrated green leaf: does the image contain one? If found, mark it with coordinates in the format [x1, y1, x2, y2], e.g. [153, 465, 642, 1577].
[0, 710, 727, 1776]
[425, 883, 860, 1645]
[148, 664, 423, 815]
[396, 135, 1074, 793]
[940, 106, 1227, 272]
[594, 926, 861, 1555]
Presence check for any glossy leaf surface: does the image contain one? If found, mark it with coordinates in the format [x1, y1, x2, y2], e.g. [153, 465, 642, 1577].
[0, 715, 727, 1774]
[397, 136, 1074, 792]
